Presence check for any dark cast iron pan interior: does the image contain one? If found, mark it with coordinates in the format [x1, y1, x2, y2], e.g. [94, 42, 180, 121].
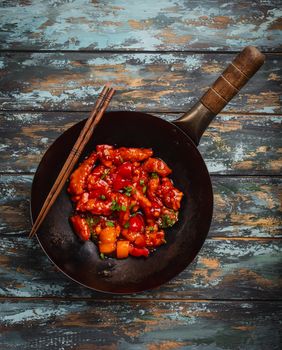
[31, 111, 213, 293]
[30, 46, 265, 293]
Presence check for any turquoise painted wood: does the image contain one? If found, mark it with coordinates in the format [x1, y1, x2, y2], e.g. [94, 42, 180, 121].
[0, 52, 281, 113]
[0, 236, 281, 300]
[0, 0, 281, 51]
[1, 300, 281, 349]
[0, 112, 281, 174]
[0, 0, 281, 348]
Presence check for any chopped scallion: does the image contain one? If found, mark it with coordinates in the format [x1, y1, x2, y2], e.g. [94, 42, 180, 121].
[106, 221, 115, 227]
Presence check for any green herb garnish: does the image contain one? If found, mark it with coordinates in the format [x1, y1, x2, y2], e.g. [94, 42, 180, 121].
[124, 186, 132, 197]
[106, 221, 115, 227]
[86, 216, 100, 228]
[100, 194, 106, 200]
[160, 214, 176, 228]
[100, 253, 105, 260]
[142, 185, 147, 193]
[149, 226, 155, 232]
[101, 169, 110, 180]
[121, 204, 127, 212]
[151, 172, 158, 179]
[139, 179, 145, 185]
[111, 200, 121, 211]
[124, 222, 130, 229]
[129, 203, 135, 210]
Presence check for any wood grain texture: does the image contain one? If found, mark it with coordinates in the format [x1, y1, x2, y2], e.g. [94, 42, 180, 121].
[0, 52, 280, 113]
[0, 236, 281, 299]
[1, 175, 281, 238]
[1, 0, 281, 346]
[0, 0, 281, 52]
[0, 299, 281, 349]
[0, 112, 281, 174]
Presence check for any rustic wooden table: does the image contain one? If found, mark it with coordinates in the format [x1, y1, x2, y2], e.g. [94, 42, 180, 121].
[0, 1, 281, 349]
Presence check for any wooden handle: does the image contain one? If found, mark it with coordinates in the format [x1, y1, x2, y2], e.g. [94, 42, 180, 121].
[201, 46, 265, 114]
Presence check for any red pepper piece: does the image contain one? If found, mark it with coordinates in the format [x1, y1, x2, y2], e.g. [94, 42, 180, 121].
[70, 215, 90, 241]
[129, 246, 149, 257]
[112, 162, 133, 191]
[134, 234, 147, 248]
[129, 214, 145, 233]
[117, 162, 132, 178]
[113, 175, 131, 191]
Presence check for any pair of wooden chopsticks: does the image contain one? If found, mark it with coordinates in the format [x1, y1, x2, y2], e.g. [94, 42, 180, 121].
[29, 85, 115, 238]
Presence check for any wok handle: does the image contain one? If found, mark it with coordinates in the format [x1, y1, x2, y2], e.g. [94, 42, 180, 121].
[174, 46, 265, 145]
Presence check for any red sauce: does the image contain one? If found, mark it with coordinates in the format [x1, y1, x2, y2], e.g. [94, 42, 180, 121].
[68, 145, 183, 259]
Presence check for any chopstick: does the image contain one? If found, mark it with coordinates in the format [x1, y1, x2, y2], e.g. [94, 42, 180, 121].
[29, 85, 115, 238]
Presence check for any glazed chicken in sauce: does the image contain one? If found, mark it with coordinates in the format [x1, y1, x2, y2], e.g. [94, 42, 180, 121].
[68, 145, 183, 259]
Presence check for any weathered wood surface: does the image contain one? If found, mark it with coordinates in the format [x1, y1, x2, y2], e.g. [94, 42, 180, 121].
[1, 299, 281, 350]
[1, 112, 281, 174]
[0, 0, 282, 52]
[0, 235, 281, 300]
[1, 1, 281, 347]
[0, 53, 281, 113]
[1, 175, 281, 238]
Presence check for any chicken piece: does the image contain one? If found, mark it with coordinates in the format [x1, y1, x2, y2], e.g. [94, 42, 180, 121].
[68, 152, 98, 196]
[104, 165, 117, 186]
[157, 207, 179, 228]
[132, 165, 148, 185]
[87, 165, 106, 188]
[121, 229, 146, 248]
[78, 198, 113, 216]
[120, 213, 146, 247]
[75, 192, 89, 211]
[157, 178, 183, 211]
[96, 145, 115, 167]
[142, 157, 172, 177]
[88, 179, 111, 198]
[116, 147, 153, 163]
[147, 177, 162, 206]
[132, 188, 163, 225]
[143, 200, 162, 225]
[116, 193, 131, 226]
[70, 215, 90, 241]
[145, 230, 165, 247]
[134, 188, 151, 210]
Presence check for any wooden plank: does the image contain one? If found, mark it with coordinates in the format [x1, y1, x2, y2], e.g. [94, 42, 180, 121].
[0, 112, 281, 174]
[0, 0, 281, 51]
[1, 175, 281, 238]
[0, 235, 281, 299]
[0, 299, 281, 349]
[0, 52, 280, 113]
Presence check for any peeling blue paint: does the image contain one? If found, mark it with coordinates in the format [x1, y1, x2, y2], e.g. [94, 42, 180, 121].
[0, 0, 281, 50]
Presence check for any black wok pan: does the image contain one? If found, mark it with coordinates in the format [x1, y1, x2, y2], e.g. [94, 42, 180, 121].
[31, 47, 265, 293]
